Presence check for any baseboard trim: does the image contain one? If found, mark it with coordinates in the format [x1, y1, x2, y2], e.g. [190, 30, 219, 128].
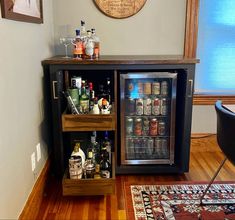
[19, 157, 51, 220]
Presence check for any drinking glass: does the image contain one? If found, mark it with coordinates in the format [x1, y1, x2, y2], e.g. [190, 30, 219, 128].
[59, 37, 73, 58]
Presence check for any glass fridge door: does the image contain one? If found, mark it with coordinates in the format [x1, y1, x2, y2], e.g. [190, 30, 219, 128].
[120, 72, 177, 165]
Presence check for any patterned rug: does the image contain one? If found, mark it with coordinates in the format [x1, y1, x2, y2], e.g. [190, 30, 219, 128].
[124, 182, 235, 220]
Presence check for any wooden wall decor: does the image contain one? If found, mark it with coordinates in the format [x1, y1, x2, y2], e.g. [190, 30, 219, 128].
[94, 0, 147, 19]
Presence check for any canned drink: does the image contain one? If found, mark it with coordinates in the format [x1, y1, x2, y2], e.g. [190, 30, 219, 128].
[126, 117, 134, 136]
[158, 121, 166, 136]
[134, 118, 142, 136]
[144, 82, 151, 95]
[127, 81, 134, 94]
[71, 76, 82, 94]
[142, 117, 150, 136]
[152, 82, 160, 95]
[138, 82, 144, 94]
[126, 98, 135, 115]
[161, 98, 168, 115]
[146, 138, 154, 157]
[126, 137, 135, 159]
[154, 138, 162, 157]
[152, 98, 161, 115]
[143, 98, 152, 115]
[136, 98, 143, 115]
[150, 118, 158, 136]
[161, 138, 169, 158]
[134, 138, 143, 159]
[161, 81, 168, 95]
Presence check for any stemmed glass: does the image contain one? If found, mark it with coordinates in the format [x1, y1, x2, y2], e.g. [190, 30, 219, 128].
[59, 37, 73, 58]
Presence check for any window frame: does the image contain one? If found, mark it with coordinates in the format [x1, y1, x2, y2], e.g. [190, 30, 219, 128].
[184, 0, 235, 105]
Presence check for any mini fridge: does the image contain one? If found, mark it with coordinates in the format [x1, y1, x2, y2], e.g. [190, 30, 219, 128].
[119, 72, 177, 166]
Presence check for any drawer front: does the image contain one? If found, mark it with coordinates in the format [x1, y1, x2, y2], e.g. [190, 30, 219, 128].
[62, 114, 116, 131]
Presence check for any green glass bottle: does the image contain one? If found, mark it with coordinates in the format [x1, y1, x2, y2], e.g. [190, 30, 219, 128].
[80, 80, 89, 114]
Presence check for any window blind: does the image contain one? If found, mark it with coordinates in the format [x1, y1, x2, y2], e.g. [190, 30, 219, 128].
[195, 0, 235, 95]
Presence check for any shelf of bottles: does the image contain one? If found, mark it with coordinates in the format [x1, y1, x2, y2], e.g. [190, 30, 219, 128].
[120, 72, 177, 165]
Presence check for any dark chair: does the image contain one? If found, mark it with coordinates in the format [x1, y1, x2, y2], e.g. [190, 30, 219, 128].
[200, 100, 235, 205]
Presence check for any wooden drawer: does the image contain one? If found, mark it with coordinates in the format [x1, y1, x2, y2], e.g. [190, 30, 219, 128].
[62, 154, 116, 196]
[62, 113, 116, 132]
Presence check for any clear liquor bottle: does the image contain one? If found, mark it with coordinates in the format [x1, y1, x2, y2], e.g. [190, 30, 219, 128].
[80, 20, 86, 57]
[85, 30, 94, 59]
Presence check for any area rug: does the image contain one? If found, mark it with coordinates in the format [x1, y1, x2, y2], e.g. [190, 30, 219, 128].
[124, 182, 235, 220]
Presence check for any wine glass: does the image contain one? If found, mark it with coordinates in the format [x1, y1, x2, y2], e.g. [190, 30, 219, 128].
[59, 37, 73, 58]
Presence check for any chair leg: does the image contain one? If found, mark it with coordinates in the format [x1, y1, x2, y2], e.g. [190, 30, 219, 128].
[199, 157, 227, 205]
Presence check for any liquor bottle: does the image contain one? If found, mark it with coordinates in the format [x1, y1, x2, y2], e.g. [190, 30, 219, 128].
[72, 29, 83, 59]
[80, 80, 90, 114]
[101, 98, 110, 114]
[83, 151, 95, 179]
[91, 28, 100, 58]
[105, 77, 111, 104]
[100, 146, 111, 178]
[90, 132, 100, 164]
[80, 20, 86, 56]
[71, 142, 86, 167]
[102, 131, 112, 162]
[97, 84, 107, 108]
[90, 97, 100, 114]
[93, 164, 101, 179]
[85, 30, 94, 59]
[89, 82, 95, 111]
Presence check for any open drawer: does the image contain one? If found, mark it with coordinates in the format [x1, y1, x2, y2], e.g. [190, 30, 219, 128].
[62, 154, 116, 196]
[62, 112, 116, 132]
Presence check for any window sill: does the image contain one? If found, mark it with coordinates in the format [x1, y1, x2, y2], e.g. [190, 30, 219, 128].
[193, 95, 235, 105]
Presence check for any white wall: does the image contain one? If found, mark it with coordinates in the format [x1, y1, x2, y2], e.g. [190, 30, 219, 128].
[53, 0, 187, 56]
[0, 1, 54, 219]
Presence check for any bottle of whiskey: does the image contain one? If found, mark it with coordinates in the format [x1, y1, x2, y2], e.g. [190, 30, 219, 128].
[80, 80, 89, 114]
[72, 29, 83, 59]
[91, 28, 100, 58]
[100, 146, 111, 178]
[102, 131, 112, 162]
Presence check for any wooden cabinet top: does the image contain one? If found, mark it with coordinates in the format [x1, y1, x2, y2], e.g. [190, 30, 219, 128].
[42, 55, 199, 65]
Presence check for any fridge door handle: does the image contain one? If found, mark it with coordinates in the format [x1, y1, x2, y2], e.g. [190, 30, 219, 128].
[52, 80, 58, 100]
[188, 79, 193, 97]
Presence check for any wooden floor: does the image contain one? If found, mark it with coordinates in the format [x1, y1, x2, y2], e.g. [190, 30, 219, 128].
[29, 135, 235, 220]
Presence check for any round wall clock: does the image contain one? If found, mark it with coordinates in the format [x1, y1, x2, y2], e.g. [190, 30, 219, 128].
[94, 0, 147, 19]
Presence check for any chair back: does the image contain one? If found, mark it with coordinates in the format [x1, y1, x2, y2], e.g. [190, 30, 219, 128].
[215, 100, 235, 165]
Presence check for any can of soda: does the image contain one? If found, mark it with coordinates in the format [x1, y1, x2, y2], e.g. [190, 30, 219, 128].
[136, 98, 143, 115]
[146, 138, 154, 157]
[161, 98, 168, 115]
[143, 98, 152, 115]
[150, 118, 158, 136]
[154, 138, 162, 157]
[158, 121, 166, 136]
[161, 138, 169, 158]
[126, 98, 135, 115]
[144, 82, 151, 95]
[161, 81, 168, 95]
[126, 137, 135, 159]
[134, 118, 142, 136]
[126, 117, 134, 136]
[152, 82, 160, 95]
[142, 117, 150, 136]
[152, 98, 161, 115]
[138, 82, 144, 94]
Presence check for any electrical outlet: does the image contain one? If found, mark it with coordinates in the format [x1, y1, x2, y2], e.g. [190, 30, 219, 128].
[36, 143, 41, 162]
[31, 152, 36, 172]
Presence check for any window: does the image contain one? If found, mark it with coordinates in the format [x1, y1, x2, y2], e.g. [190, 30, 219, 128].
[195, 0, 235, 95]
